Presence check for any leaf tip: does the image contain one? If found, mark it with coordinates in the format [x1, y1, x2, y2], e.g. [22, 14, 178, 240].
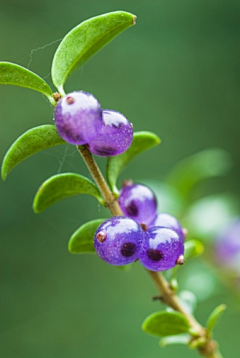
[132, 15, 137, 25]
[1, 169, 7, 181]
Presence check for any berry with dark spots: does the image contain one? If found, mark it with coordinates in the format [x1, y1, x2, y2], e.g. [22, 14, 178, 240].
[54, 91, 103, 145]
[94, 216, 143, 266]
[88, 110, 133, 156]
[150, 213, 185, 240]
[118, 183, 157, 226]
[139, 227, 184, 271]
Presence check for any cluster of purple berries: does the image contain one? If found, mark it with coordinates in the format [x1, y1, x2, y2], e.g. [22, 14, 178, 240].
[94, 182, 185, 271]
[54, 91, 133, 156]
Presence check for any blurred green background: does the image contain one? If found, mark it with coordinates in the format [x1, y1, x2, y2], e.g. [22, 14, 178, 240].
[1, 0, 240, 357]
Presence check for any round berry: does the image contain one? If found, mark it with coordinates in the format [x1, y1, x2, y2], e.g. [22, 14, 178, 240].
[94, 216, 143, 266]
[118, 182, 157, 226]
[54, 91, 103, 145]
[150, 213, 185, 240]
[139, 227, 184, 271]
[88, 110, 133, 156]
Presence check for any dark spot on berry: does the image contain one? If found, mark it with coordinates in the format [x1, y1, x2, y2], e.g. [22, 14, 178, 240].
[94, 146, 115, 156]
[140, 223, 148, 231]
[66, 96, 75, 105]
[147, 249, 164, 262]
[126, 201, 138, 216]
[121, 242, 136, 257]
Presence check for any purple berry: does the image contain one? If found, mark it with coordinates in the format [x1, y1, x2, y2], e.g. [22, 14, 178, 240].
[150, 213, 185, 240]
[54, 91, 102, 145]
[118, 182, 157, 226]
[216, 219, 240, 272]
[88, 110, 133, 156]
[94, 216, 143, 266]
[139, 227, 184, 271]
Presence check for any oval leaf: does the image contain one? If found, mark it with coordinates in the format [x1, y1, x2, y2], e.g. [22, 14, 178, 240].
[68, 218, 107, 254]
[33, 173, 104, 213]
[142, 311, 190, 337]
[0, 62, 54, 105]
[184, 240, 204, 260]
[206, 304, 226, 334]
[1, 125, 66, 180]
[107, 131, 161, 194]
[165, 148, 232, 198]
[51, 11, 136, 94]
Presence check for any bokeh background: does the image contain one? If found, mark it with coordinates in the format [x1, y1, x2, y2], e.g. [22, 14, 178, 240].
[1, 0, 240, 357]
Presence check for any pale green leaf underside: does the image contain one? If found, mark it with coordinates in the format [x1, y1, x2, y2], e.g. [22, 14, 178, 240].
[206, 304, 226, 334]
[142, 311, 190, 337]
[0, 62, 54, 105]
[68, 218, 107, 254]
[1, 125, 66, 180]
[159, 334, 190, 347]
[33, 173, 104, 213]
[165, 148, 232, 198]
[51, 11, 136, 94]
[107, 131, 161, 194]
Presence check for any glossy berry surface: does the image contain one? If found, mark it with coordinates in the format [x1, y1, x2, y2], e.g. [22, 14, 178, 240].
[54, 91, 102, 145]
[139, 227, 184, 271]
[88, 110, 133, 156]
[216, 219, 240, 273]
[150, 213, 184, 240]
[94, 216, 143, 265]
[118, 183, 157, 226]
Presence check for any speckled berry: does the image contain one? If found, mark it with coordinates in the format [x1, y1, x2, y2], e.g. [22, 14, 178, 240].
[139, 227, 184, 271]
[54, 91, 103, 145]
[118, 182, 157, 226]
[88, 110, 133, 156]
[94, 216, 143, 266]
[150, 213, 185, 240]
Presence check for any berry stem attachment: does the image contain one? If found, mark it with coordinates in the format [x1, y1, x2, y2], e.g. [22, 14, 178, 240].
[77, 144, 223, 358]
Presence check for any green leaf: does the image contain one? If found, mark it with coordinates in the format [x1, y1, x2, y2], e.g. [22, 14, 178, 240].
[142, 311, 190, 337]
[1, 125, 66, 180]
[51, 11, 136, 94]
[33, 173, 104, 213]
[159, 334, 190, 347]
[107, 131, 161, 194]
[0, 62, 54, 105]
[184, 240, 204, 260]
[206, 304, 226, 334]
[68, 218, 107, 254]
[165, 148, 232, 198]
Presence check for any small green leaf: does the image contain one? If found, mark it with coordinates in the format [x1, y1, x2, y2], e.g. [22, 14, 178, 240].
[68, 219, 107, 254]
[107, 131, 161, 194]
[184, 240, 204, 260]
[33, 173, 104, 213]
[206, 304, 226, 334]
[1, 125, 66, 180]
[142, 311, 190, 337]
[159, 334, 190, 347]
[52, 11, 136, 94]
[0, 62, 54, 105]
[165, 148, 232, 198]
